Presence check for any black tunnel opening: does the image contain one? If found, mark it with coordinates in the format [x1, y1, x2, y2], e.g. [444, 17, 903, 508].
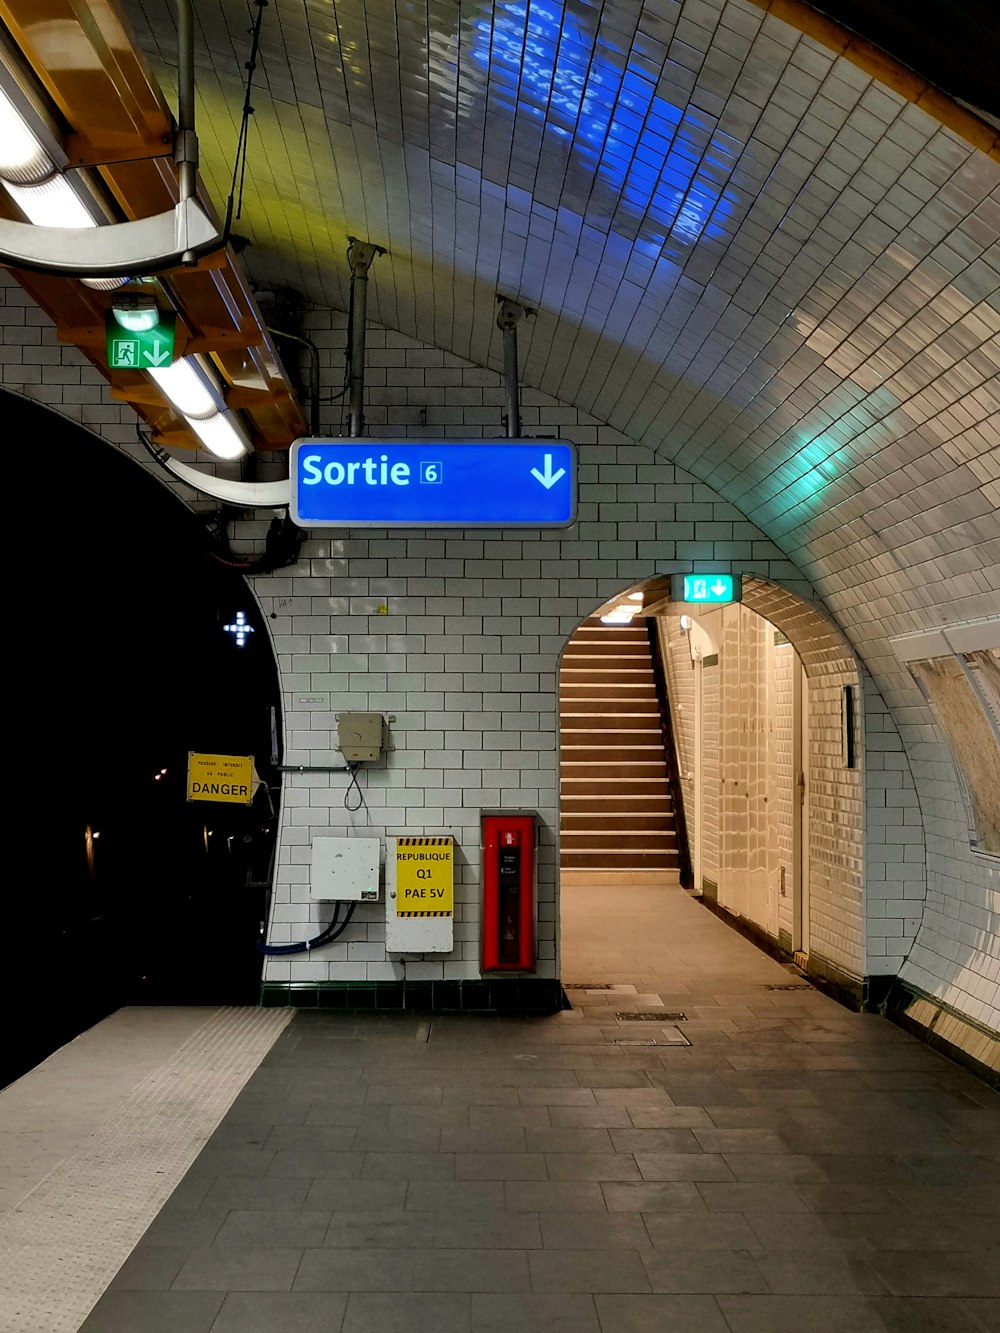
[7, 390, 281, 1088]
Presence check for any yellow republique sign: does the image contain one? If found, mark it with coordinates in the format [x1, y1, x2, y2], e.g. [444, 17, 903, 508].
[186, 752, 255, 805]
[395, 836, 454, 914]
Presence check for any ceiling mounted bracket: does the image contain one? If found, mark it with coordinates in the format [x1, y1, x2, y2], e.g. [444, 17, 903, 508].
[0, 198, 221, 276]
[347, 236, 387, 277]
[496, 296, 533, 331]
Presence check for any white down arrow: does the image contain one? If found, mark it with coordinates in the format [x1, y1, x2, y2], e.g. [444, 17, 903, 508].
[530, 453, 567, 489]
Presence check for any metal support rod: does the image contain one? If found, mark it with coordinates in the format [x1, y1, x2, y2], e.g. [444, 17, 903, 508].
[346, 237, 385, 438]
[496, 298, 530, 438]
[277, 765, 350, 773]
[176, 0, 197, 205]
[268, 327, 320, 436]
[502, 321, 521, 438]
[348, 267, 368, 437]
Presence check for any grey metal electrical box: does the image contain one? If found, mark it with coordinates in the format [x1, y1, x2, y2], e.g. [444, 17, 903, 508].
[311, 836, 380, 901]
[336, 711, 385, 762]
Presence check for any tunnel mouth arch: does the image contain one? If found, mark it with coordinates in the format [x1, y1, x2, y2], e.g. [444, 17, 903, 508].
[556, 572, 869, 993]
[7, 388, 282, 1086]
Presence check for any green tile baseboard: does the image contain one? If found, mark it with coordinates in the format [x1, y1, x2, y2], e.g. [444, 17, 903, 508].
[260, 978, 566, 1014]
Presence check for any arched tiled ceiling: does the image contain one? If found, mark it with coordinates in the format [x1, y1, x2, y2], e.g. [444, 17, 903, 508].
[124, 0, 999, 636]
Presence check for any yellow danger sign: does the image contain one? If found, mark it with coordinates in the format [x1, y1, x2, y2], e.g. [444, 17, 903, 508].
[395, 836, 453, 915]
[187, 752, 255, 805]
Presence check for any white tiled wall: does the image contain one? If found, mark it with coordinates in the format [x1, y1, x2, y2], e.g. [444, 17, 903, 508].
[862, 678, 930, 979]
[250, 309, 815, 986]
[660, 599, 869, 981]
[117, 0, 1000, 1030]
[659, 619, 697, 876]
[739, 579, 929, 979]
[2, 273, 996, 1031]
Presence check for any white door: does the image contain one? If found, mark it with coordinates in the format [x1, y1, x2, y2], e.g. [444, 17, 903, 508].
[792, 661, 810, 955]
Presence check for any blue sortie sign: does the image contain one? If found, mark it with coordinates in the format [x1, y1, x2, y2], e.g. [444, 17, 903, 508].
[290, 439, 576, 528]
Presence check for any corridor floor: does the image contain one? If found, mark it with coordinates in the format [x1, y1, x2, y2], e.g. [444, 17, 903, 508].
[56, 888, 1000, 1330]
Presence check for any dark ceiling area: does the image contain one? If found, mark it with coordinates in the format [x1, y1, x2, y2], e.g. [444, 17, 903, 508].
[815, 0, 1000, 119]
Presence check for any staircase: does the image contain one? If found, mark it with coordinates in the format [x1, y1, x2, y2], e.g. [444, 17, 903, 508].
[560, 618, 680, 882]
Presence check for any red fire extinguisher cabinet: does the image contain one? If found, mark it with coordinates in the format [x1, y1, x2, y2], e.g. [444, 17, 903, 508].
[481, 811, 537, 972]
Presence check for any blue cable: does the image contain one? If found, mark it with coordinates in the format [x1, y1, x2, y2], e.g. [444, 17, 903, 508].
[256, 901, 357, 955]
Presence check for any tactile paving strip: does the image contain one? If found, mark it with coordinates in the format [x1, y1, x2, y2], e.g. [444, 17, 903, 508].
[0, 1005, 290, 1333]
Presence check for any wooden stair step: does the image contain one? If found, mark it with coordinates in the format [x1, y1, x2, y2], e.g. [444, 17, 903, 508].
[562, 760, 668, 768]
[562, 641, 650, 656]
[561, 812, 675, 829]
[562, 780, 671, 795]
[560, 682, 657, 692]
[561, 716, 662, 727]
[562, 797, 673, 814]
[562, 761, 666, 776]
[560, 619, 685, 876]
[576, 623, 648, 634]
[560, 741, 669, 751]
[561, 671, 655, 683]
[561, 851, 680, 868]
[561, 831, 675, 843]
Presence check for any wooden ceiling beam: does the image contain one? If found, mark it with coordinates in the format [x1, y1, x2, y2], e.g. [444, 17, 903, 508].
[0, 0, 307, 453]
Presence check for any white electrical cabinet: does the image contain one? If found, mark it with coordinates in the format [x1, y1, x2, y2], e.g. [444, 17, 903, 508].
[310, 836, 380, 901]
[384, 835, 454, 952]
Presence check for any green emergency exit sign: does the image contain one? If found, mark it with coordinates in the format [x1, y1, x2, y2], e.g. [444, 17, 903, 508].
[105, 311, 175, 370]
[672, 573, 736, 604]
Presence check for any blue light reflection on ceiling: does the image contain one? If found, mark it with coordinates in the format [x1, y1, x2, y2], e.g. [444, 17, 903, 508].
[471, 0, 735, 254]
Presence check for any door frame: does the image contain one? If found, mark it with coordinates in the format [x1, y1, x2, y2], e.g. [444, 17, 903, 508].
[792, 659, 810, 956]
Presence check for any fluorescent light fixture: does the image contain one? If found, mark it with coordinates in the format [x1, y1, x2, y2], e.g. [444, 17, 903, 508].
[81, 274, 129, 291]
[111, 293, 160, 332]
[147, 356, 249, 458]
[0, 82, 50, 183]
[148, 356, 219, 419]
[0, 66, 125, 286]
[0, 63, 243, 458]
[600, 608, 635, 624]
[627, 592, 644, 602]
[4, 174, 96, 228]
[187, 410, 250, 460]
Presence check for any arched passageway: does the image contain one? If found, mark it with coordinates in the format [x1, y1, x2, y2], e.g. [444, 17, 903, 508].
[558, 575, 876, 1001]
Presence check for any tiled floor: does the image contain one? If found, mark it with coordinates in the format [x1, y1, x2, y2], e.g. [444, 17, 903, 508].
[0, 1007, 291, 1333]
[68, 887, 1000, 1330]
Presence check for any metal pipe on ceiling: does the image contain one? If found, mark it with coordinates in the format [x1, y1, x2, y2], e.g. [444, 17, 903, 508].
[175, 0, 198, 256]
[497, 298, 529, 438]
[268, 326, 320, 436]
[346, 237, 385, 438]
[502, 324, 520, 438]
